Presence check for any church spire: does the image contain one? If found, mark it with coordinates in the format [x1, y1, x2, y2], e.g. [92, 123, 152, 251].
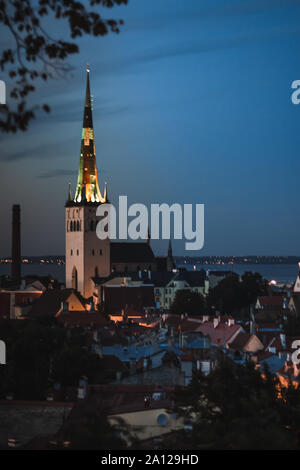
[167, 239, 174, 272]
[73, 67, 107, 204]
[67, 182, 72, 202]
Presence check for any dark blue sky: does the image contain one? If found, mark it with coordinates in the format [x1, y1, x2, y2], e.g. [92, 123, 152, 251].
[1, 0, 300, 257]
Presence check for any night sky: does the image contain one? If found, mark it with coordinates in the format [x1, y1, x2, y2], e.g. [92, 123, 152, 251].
[1, 0, 300, 257]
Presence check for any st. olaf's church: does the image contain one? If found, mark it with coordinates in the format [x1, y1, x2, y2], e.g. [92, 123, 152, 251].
[65, 69, 174, 300]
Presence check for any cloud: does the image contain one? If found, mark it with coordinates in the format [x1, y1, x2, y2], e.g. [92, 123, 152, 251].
[0, 139, 71, 162]
[99, 25, 300, 76]
[124, 0, 300, 33]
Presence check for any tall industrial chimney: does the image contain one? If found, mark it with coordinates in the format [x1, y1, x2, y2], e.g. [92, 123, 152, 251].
[11, 204, 21, 280]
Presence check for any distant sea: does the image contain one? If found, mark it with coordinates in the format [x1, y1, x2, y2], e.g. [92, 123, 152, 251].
[179, 263, 299, 284]
[0, 263, 298, 284]
[0, 264, 66, 282]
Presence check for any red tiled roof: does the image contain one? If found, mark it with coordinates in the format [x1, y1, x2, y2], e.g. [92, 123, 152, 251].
[88, 383, 173, 415]
[257, 296, 284, 307]
[180, 319, 203, 332]
[257, 331, 282, 349]
[197, 321, 242, 346]
[228, 332, 252, 350]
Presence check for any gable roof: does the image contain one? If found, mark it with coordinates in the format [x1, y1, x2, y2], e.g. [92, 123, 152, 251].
[29, 289, 85, 317]
[229, 332, 252, 350]
[197, 322, 242, 346]
[257, 296, 284, 308]
[180, 319, 204, 333]
[171, 270, 206, 287]
[289, 293, 300, 313]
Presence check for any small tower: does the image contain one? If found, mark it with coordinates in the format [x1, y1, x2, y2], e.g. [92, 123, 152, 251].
[294, 262, 300, 293]
[65, 68, 110, 299]
[167, 239, 175, 272]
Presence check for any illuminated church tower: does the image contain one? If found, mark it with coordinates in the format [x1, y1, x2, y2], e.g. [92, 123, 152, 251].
[65, 68, 110, 299]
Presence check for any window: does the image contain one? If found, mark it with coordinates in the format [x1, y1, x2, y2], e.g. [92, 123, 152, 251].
[77, 249, 79, 256]
[72, 266, 78, 290]
[70, 249, 73, 256]
[92, 249, 95, 256]
[99, 249, 102, 255]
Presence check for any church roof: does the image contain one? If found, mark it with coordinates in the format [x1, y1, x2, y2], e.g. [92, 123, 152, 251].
[93, 269, 205, 288]
[110, 242, 156, 264]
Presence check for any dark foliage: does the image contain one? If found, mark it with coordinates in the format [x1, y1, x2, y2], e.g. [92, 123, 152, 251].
[171, 289, 206, 316]
[168, 360, 300, 450]
[0, 0, 128, 132]
[207, 271, 268, 315]
[63, 399, 131, 450]
[0, 318, 102, 399]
